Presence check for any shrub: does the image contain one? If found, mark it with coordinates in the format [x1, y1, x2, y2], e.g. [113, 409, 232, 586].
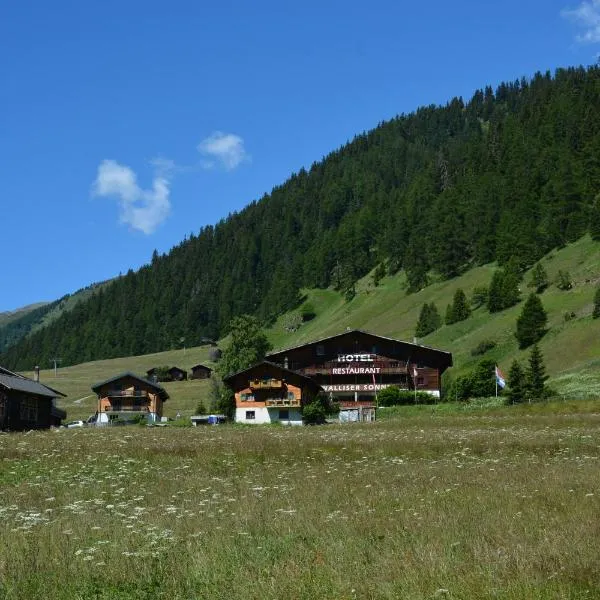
[377, 386, 435, 406]
[471, 286, 488, 309]
[556, 270, 572, 290]
[470, 340, 497, 357]
[302, 393, 339, 425]
[300, 302, 316, 322]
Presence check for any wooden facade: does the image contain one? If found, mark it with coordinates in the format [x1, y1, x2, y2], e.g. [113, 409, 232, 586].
[0, 367, 66, 431]
[265, 330, 452, 404]
[224, 361, 322, 425]
[191, 364, 212, 380]
[92, 372, 169, 424]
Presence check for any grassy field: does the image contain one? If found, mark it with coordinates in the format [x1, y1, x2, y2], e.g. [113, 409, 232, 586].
[1, 405, 599, 599]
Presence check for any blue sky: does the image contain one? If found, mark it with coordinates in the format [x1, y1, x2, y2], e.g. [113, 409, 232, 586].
[1, 0, 599, 312]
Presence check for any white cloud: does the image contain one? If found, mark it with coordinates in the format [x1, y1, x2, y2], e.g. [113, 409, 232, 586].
[92, 160, 170, 235]
[562, 0, 600, 43]
[197, 131, 249, 170]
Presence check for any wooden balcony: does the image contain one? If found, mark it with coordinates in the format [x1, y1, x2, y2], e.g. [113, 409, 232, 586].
[105, 406, 149, 412]
[265, 398, 300, 408]
[249, 378, 283, 390]
[106, 390, 149, 398]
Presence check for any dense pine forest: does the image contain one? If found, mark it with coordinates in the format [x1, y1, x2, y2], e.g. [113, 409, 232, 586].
[3, 65, 600, 370]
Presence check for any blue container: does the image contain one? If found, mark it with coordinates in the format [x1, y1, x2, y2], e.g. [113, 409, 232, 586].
[207, 415, 218, 425]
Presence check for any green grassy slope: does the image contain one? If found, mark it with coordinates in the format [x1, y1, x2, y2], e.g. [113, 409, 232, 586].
[18, 236, 600, 421]
[269, 235, 600, 398]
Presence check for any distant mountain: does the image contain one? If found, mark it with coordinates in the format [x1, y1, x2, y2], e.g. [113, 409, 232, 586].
[0, 303, 49, 328]
[0, 281, 111, 354]
[2, 65, 600, 370]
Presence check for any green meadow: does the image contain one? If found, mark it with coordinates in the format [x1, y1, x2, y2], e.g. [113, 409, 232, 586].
[1, 408, 599, 599]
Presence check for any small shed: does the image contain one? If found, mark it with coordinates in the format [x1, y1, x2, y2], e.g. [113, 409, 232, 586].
[168, 366, 187, 381]
[191, 364, 212, 380]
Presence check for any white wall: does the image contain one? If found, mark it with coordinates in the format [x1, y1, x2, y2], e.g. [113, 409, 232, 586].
[235, 407, 303, 425]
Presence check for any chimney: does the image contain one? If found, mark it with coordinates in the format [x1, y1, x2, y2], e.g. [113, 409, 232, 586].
[34, 366, 40, 382]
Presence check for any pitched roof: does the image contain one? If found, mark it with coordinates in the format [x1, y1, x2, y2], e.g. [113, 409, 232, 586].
[0, 373, 64, 399]
[268, 328, 451, 359]
[266, 328, 453, 369]
[91, 371, 169, 400]
[191, 364, 212, 371]
[223, 360, 323, 393]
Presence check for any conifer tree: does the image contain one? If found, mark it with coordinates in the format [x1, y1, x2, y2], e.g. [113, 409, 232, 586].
[589, 197, 600, 241]
[506, 360, 525, 404]
[526, 344, 548, 401]
[415, 303, 441, 338]
[487, 271, 505, 313]
[529, 263, 548, 293]
[515, 293, 548, 349]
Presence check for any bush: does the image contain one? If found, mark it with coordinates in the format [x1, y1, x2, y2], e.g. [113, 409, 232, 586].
[471, 286, 488, 309]
[556, 270, 572, 291]
[302, 393, 339, 424]
[300, 302, 316, 322]
[376, 386, 435, 406]
[470, 339, 497, 356]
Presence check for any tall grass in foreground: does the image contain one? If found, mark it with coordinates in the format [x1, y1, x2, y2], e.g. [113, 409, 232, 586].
[1, 412, 599, 599]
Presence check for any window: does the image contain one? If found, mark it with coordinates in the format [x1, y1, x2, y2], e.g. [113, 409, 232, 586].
[246, 411, 256, 420]
[20, 398, 38, 422]
[287, 392, 295, 401]
[417, 377, 424, 386]
[240, 393, 255, 402]
[316, 344, 325, 356]
[279, 409, 289, 420]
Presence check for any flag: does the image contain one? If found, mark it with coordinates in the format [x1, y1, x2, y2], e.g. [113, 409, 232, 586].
[495, 365, 506, 389]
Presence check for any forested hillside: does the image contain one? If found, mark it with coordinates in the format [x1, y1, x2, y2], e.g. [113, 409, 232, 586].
[3, 65, 600, 370]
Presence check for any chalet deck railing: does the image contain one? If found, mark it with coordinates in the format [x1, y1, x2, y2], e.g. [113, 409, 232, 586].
[105, 406, 149, 412]
[106, 390, 150, 398]
[249, 379, 284, 389]
[265, 398, 300, 408]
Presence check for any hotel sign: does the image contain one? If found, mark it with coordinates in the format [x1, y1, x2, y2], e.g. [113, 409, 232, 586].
[322, 383, 391, 392]
[337, 353, 374, 362]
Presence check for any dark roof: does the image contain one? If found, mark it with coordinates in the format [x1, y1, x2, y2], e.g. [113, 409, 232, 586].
[91, 371, 169, 400]
[266, 328, 453, 367]
[191, 364, 212, 371]
[0, 373, 64, 399]
[168, 366, 186, 373]
[223, 360, 323, 393]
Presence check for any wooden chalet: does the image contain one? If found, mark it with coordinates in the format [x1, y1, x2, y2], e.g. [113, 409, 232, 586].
[168, 367, 187, 381]
[91, 372, 169, 424]
[146, 366, 188, 382]
[190, 364, 212, 380]
[265, 329, 453, 408]
[0, 366, 66, 431]
[223, 361, 322, 425]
